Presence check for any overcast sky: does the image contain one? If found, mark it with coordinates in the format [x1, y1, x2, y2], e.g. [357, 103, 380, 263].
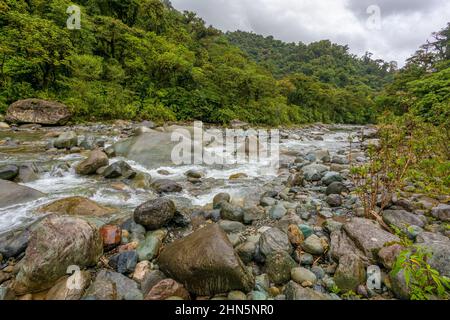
[171, 0, 450, 66]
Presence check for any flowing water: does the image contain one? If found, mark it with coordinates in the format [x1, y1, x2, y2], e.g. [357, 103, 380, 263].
[0, 124, 364, 234]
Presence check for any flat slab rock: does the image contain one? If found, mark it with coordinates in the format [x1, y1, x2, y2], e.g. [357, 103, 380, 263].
[342, 218, 400, 263]
[157, 224, 254, 296]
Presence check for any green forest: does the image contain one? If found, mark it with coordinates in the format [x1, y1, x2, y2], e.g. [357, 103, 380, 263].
[0, 0, 449, 127]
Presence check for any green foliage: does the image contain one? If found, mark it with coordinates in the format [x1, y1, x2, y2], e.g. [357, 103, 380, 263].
[391, 246, 450, 300]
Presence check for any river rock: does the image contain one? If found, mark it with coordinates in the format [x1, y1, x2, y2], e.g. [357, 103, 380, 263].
[145, 279, 190, 300]
[287, 224, 304, 247]
[75, 150, 109, 175]
[330, 230, 367, 264]
[108, 251, 138, 274]
[342, 218, 400, 263]
[326, 194, 342, 207]
[321, 171, 343, 186]
[137, 230, 166, 261]
[14, 216, 103, 294]
[134, 198, 176, 230]
[83, 278, 117, 300]
[325, 182, 349, 195]
[219, 220, 245, 234]
[38, 197, 116, 216]
[99, 225, 122, 250]
[291, 267, 317, 285]
[259, 227, 292, 257]
[213, 193, 231, 209]
[382, 210, 426, 230]
[89, 269, 143, 300]
[15, 163, 40, 183]
[102, 161, 136, 179]
[54, 131, 78, 149]
[284, 281, 332, 300]
[265, 251, 296, 285]
[378, 244, 404, 269]
[0, 180, 45, 208]
[334, 254, 366, 292]
[236, 235, 260, 264]
[6, 99, 71, 125]
[269, 204, 287, 220]
[0, 286, 16, 300]
[302, 234, 325, 255]
[152, 179, 182, 193]
[140, 270, 167, 296]
[0, 164, 19, 181]
[220, 202, 244, 222]
[158, 224, 254, 295]
[286, 173, 304, 187]
[431, 204, 450, 222]
[46, 271, 91, 300]
[302, 164, 329, 181]
[132, 261, 152, 284]
[0, 122, 10, 129]
[0, 229, 30, 259]
[416, 233, 450, 277]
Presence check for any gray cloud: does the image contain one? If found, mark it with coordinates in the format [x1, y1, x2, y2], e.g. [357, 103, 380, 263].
[171, 0, 450, 65]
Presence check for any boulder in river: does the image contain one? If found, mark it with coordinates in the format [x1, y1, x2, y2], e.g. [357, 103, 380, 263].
[102, 161, 136, 179]
[0, 229, 30, 259]
[157, 224, 254, 295]
[134, 198, 176, 230]
[151, 179, 182, 193]
[0, 180, 45, 208]
[75, 150, 109, 175]
[53, 131, 78, 149]
[13, 216, 103, 294]
[0, 164, 19, 181]
[37, 196, 116, 216]
[5, 99, 71, 125]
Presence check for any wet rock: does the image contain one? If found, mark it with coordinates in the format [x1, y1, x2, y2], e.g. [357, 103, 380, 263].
[302, 234, 325, 255]
[431, 204, 450, 222]
[220, 202, 244, 222]
[378, 244, 404, 269]
[134, 198, 176, 230]
[75, 150, 109, 175]
[325, 182, 349, 195]
[213, 193, 231, 209]
[321, 171, 343, 186]
[137, 230, 166, 261]
[14, 216, 103, 294]
[108, 251, 138, 274]
[286, 173, 304, 187]
[259, 227, 292, 257]
[54, 131, 78, 149]
[326, 194, 342, 207]
[382, 210, 425, 230]
[145, 279, 190, 300]
[46, 271, 91, 300]
[0, 229, 30, 259]
[265, 251, 296, 285]
[83, 278, 117, 300]
[269, 204, 287, 220]
[158, 224, 254, 295]
[185, 170, 203, 179]
[130, 173, 152, 189]
[334, 254, 366, 292]
[152, 179, 182, 193]
[284, 281, 332, 300]
[0, 286, 16, 300]
[291, 267, 317, 285]
[15, 163, 40, 183]
[99, 225, 122, 250]
[6, 99, 71, 125]
[0, 180, 45, 208]
[102, 161, 136, 179]
[39, 197, 116, 218]
[0, 164, 19, 181]
[79, 135, 102, 150]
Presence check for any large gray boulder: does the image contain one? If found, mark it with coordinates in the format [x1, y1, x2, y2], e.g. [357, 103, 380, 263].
[6, 99, 71, 125]
[0, 180, 45, 208]
[158, 224, 254, 295]
[13, 216, 103, 294]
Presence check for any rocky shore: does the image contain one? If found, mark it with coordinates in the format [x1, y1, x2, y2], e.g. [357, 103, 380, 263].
[0, 110, 449, 300]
